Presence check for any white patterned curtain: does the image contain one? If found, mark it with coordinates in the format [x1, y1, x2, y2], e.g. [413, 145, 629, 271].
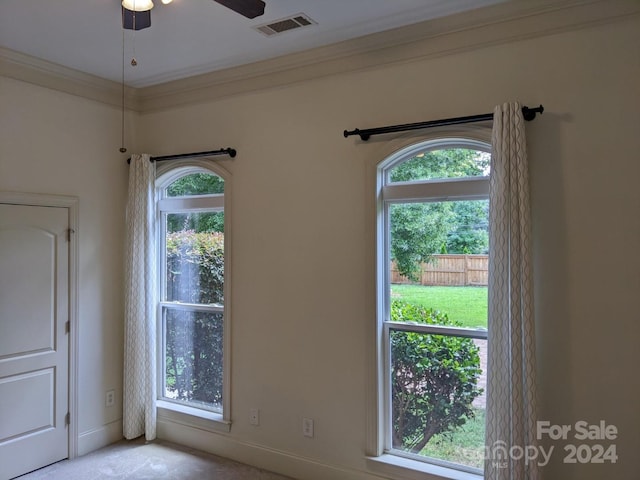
[123, 153, 157, 441]
[485, 103, 538, 479]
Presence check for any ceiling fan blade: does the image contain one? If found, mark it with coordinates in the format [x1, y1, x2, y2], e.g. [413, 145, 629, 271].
[213, 0, 265, 19]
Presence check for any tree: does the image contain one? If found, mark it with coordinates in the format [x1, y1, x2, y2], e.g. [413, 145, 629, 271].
[390, 202, 454, 281]
[445, 201, 489, 255]
[389, 148, 489, 183]
[168, 211, 224, 235]
[166, 172, 224, 196]
[390, 300, 483, 453]
[389, 149, 490, 279]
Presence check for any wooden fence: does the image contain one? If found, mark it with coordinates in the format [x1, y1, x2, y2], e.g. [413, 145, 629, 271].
[391, 254, 488, 286]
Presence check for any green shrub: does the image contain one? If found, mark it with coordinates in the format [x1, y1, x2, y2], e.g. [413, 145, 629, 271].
[390, 300, 482, 453]
[166, 230, 224, 304]
[164, 231, 224, 406]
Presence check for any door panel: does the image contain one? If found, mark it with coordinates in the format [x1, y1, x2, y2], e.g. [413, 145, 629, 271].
[0, 227, 56, 357]
[0, 204, 69, 480]
[0, 368, 55, 441]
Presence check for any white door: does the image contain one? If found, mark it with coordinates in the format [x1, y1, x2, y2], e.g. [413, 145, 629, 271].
[0, 204, 69, 480]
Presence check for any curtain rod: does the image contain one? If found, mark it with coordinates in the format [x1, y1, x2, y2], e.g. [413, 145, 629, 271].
[343, 105, 544, 141]
[127, 148, 236, 164]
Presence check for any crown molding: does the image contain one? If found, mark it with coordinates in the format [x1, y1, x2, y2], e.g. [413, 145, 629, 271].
[2, 0, 638, 113]
[0, 47, 139, 111]
[137, 0, 640, 112]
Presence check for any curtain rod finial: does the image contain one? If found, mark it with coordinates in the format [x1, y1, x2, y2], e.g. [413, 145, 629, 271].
[522, 104, 544, 121]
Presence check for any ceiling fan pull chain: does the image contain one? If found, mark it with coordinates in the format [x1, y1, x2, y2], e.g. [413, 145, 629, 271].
[131, 3, 138, 66]
[119, 24, 127, 153]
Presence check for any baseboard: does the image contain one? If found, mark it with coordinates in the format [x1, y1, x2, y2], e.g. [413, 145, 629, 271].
[77, 420, 123, 457]
[157, 418, 385, 480]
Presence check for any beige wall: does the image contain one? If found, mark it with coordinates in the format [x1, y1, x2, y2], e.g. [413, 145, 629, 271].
[139, 15, 640, 480]
[0, 77, 134, 452]
[1, 7, 638, 480]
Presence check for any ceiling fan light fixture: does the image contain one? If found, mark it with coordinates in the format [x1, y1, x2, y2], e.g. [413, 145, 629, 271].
[121, 0, 154, 12]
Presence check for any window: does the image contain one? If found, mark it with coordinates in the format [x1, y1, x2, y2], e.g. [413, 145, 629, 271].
[156, 165, 229, 422]
[378, 139, 490, 474]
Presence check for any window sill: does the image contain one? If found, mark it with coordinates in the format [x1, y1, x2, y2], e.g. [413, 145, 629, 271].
[157, 400, 231, 434]
[367, 454, 483, 480]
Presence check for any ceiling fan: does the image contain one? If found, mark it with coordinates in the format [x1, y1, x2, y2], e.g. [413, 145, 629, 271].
[122, 0, 266, 30]
[117, 0, 265, 153]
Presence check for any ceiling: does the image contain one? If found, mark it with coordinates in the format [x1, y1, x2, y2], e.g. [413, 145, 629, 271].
[0, 0, 508, 88]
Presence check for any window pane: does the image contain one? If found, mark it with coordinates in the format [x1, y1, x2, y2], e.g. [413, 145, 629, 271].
[388, 197, 488, 470]
[389, 200, 489, 300]
[166, 173, 224, 196]
[163, 308, 223, 411]
[166, 212, 224, 304]
[167, 211, 224, 234]
[388, 149, 490, 183]
[390, 328, 485, 469]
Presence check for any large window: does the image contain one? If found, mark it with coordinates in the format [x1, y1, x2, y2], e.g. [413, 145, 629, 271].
[157, 167, 228, 417]
[378, 139, 490, 473]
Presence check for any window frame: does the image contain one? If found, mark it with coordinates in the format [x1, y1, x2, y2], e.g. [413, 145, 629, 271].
[375, 136, 491, 477]
[155, 161, 232, 431]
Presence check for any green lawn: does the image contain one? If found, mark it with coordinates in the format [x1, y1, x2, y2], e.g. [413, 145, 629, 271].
[420, 408, 485, 469]
[391, 285, 487, 329]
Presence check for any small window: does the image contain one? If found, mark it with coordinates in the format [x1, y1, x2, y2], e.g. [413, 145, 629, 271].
[158, 168, 227, 414]
[387, 147, 490, 183]
[166, 172, 224, 196]
[378, 141, 489, 474]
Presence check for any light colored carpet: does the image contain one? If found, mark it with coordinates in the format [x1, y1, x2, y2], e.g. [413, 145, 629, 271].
[16, 438, 294, 480]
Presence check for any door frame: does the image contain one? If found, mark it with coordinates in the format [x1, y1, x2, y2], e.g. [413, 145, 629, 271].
[0, 191, 79, 459]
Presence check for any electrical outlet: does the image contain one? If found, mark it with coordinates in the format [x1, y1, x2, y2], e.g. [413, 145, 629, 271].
[105, 389, 115, 407]
[303, 417, 314, 438]
[249, 408, 260, 426]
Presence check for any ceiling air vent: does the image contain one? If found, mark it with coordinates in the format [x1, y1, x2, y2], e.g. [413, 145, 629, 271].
[254, 13, 316, 37]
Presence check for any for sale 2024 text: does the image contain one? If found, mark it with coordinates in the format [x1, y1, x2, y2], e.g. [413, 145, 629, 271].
[537, 420, 618, 464]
